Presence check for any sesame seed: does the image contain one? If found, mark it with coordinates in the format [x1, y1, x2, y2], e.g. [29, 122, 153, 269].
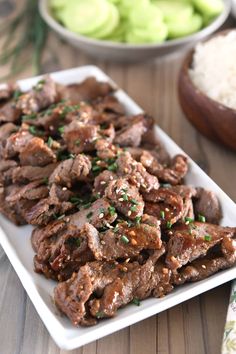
[99, 213, 104, 219]
[201, 265, 206, 269]
[101, 240, 105, 245]
[119, 197, 124, 201]
[165, 208, 170, 212]
[127, 210, 132, 216]
[62, 187, 67, 191]
[100, 181, 106, 185]
[162, 268, 169, 274]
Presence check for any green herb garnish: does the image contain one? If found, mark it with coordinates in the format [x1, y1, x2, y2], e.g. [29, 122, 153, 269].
[58, 126, 65, 134]
[198, 214, 206, 223]
[108, 206, 116, 216]
[160, 211, 165, 219]
[86, 211, 93, 219]
[121, 235, 129, 244]
[204, 235, 211, 242]
[132, 298, 141, 306]
[166, 221, 172, 229]
[185, 217, 194, 223]
[47, 136, 53, 148]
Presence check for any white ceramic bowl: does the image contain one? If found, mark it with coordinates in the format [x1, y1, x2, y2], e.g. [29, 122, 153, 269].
[232, 0, 236, 19]
[39, 0, 231, 62]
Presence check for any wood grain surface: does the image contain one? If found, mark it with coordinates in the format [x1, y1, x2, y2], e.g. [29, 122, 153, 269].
[0, 4, 235, 354]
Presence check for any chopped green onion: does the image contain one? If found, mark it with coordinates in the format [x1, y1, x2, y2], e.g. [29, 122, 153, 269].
[108, 206, 116, 216]
[96, 311, 105, 319]
[166, 221, 172, 229]
[130, 205, 137, 212]
[132, 298, 140, 306]
[121, 235, 129, 244]
[204, 235, 211, 242]
[82, 202, 92, 209]
[13, 90, 22, 100]
[122, 193, 129, 201]
[56, 214, 65, 220]
[58, 126, 65, 134]
[75, 139, 81, 146]
[75, 238, 81, 247]
[42, 177, 48, 185]
[134, 216, 141, 225]
[22, 113, 37, 121]
[86, 211, 93, 219]
[198, 214, 206, 223]
[160, 211, 165, 219]
[108, 162, 118, 172]
[113, 225, 119, 233]
[185, 217, 194, 223]
[131, 199, 138, 205]
[47, 136, 53, 148]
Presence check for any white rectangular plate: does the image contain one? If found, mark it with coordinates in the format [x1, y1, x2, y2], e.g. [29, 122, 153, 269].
[0, 66, 235, 350]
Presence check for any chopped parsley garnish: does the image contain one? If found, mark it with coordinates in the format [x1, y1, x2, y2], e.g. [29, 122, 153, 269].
[108, 206, 116, 216]
[113, 225, 119, 233]
[198, 214, 206, 223]
[166, 221, 172, 229]
[122, 193, 129, 201]
[86, 211, 93, 219]
[204, 235, 212, 242]
[59, 104, 80, 118]
[132, 298, 141, 306]
[121, 235, 129, 244]
[160, 211, 165, 219]
[47, 136, 54, 148]
[160, 183, 171, 188]
[58, 126, 65, 134]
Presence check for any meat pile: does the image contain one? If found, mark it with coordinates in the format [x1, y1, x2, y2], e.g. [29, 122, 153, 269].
[0, 76, 235, 327]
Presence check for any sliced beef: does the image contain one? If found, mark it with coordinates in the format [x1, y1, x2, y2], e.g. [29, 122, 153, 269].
[6, 180, 49, 204]
[0, 160, 18, 186]
[105, 178, 144, 220]
[58, 77, 113, 104]
[0, 84, 17, 101]
[3, 129, 33, 158]
[33, 223, 95, 281]
[166, 222, 236, 270]
[144, 188, 184, 227]
[63, 121, 99, 154]
[95, 139, 121, 160]
[117, 152, 159, 193]
[0, 101, 21, 123]
[19, 137, 56, 166]
[49, 154, 91, 187]
[114, 114, 149, 147]
[141, 151, 188, 185]
[12, 163, 57, 184]
[93, 170, 117, 197]
[193, 188, 222, 224]
[173, 237, 236, 284]
[16, 76, 57, 114]
[0, 122, 18, 141]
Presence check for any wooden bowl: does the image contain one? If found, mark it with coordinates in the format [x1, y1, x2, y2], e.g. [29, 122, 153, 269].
[178, 31, 236, 151]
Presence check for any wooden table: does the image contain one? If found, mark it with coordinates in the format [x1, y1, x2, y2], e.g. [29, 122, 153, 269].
[0, 6, 236, 354]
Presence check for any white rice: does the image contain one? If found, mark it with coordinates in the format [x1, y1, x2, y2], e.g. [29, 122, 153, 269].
[189, 31, 236, 110]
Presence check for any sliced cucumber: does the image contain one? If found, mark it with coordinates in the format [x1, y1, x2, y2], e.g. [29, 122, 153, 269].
[60, 0, 111, 35]
[192, 0, 224, 17]
[104, 20, 127, 42]
[154, 1, 194, 23]
[118, 0, 150, 18]
[126, 22, 168, 44]
[167, 13, 203, 39]
[129, 3, 163, 29]
[89, 3, 120, 39]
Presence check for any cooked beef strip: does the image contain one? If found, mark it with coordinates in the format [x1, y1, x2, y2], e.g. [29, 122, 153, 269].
[104, 178, 144, 220]
[172, 237, 236, 284]
[0, 185, 27, 225]
[141, 151, 188, 185]
[0, 122, 18, 141]
[95, 139, 121, 160]
[144, 188, 184, 227]
[34, 223, 95, 281]
[0, 84, 17, 101]
[116, 152, 159, 193]
[193, 188, 222, 224]
[92, 95, 125, 118]
[49, 154, 91, 187]
[63, 121, 99, 154]
[19, 137, 56, 166]
[93, 170, 117, 197]
[0, 101, 21, 123]
[12, 163, 57, 184]
[16, 76, 58, 114]
[58, 77, 113, 104]
[87, 221, 162, 261]
[166, 222, 236, 270]
[114, 114, 149, 147]
[0, 160, 18, 186]
[6, 180, 49, 204]
[3, 129, 33, 158]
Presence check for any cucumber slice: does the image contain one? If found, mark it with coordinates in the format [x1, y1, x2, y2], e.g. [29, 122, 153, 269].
[60, 0, 111, 35]
[167, 13, 203, 39]
[192, 0, 224, 17]
[104, 20, 127, 42]
[126, 22, 168, 43]
[89, 3, 120, 39]
[129, 3, 163, 29]
[118, 0, 150, 18]
[154, 1, 194, 23]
